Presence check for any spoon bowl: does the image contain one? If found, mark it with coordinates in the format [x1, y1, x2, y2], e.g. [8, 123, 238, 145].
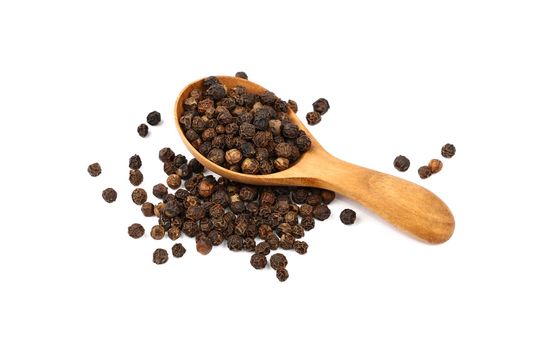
[175, 76, 455, 244]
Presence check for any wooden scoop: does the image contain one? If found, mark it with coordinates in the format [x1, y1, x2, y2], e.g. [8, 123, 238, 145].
[174, 76, 455, 244]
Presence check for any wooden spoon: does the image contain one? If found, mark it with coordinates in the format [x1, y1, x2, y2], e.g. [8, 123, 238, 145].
[174, 76, 455, 244]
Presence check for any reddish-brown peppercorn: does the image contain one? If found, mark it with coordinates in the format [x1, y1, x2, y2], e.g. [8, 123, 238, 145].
[151, 225, 165, 240]
[428, 159, 443, 174]
[141, 202, 155, 217]
[196, 236, 213, 255]
[168, 227, 182, 240]
[102, 188, 117, 203]
[166, 174, 182, 189]
[418, 166, 433, 179]
[128, 223, 145, 239]
[87, 162, 102, 177]
[159, 147, 175, 163]
[129, 169, 144, 186]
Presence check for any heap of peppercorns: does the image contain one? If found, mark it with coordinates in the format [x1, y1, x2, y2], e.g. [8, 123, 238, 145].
[179, 76, 312, 175]
[88, 72, 359, 282]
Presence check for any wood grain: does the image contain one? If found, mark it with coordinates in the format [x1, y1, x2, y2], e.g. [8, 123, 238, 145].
[174, 76, 455, 244]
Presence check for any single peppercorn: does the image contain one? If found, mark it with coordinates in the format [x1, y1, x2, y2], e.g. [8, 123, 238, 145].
[340, 209, 356, 225]
[141, 202, 155, 217]
[128, 223, 145, 239]
[166, 174, 182, 189]
[287, 99, 298, 113]
[196, 236, 213, 255]
[172, 243, 186, 258]
[320, 190, 336, 204]
[147, 111, 161, 126]
[152, 248, 168, 264]
[168, 227, 182, 240]
[102, 188, 117, 203]
[418, 166, 433, 179]
[131, 188, 147, 205]
[227, 235, 243, 251]
[235, 71, 248, 79]
[128, 154, 142, 170]
[152, 183, 168, 200]
[159, 147, 175, 163]
[129, 169, 143, 186]
[255, 241, 271, 256]
[312, 98, 330, 115]
[188, 158, 204, 173]
[441, 143, 456, 158]
[241, 158, 259, 174]
[137, 123, 148, 137]
[393, 155, 410, 172]
[301, 216, 315, 231]
[151, 225, 165, 240]
[313, 204, 331, 221]
[306, 111, 322, 125]
[276, 268, 289, 282]
[250, 253, 267, 269]
[225, 149, 242, 165]
[428, 159, 443, 174]
[270, 253, 288, 270]
[87, 162, 102, 177]
[294, 241, 308, 255]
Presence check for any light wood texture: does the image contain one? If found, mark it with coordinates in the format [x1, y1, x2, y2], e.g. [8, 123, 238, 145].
[174, 76, 455, 244]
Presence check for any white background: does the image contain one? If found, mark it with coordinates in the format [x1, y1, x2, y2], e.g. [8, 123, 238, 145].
[1, 1, 545, 349]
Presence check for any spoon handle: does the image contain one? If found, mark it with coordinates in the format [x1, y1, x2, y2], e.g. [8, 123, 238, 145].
[314, 157, 455, 243]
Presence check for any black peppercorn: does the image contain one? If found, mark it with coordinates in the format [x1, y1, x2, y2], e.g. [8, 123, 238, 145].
[151, 225, 165, 240]
[340, 209, 356, 225]
[102, 188, 117, 203]
[393, 155, 410, 172]
[172, 243, 186, 258]
[294, 240, 308, 254]
[167, 174, 182, 189]
[147, 111, 161, 126]
[152, 183, 168, 200]
[131, 188, 147, 205]
[128, 223, 145, 239]
[255, 241, 271, 256]
[276, 268, 289, 282]
[313, 204, 331, 221]
[141, 202, 155, 217]
[287, 99, 298, 113]
[270, 253, 288, 270]
[312, 98, 330, 115]
[306, 112, 322, 125]
[320, 190, 335, 204]
[137, 123, 148, 137]
[129, 154, 142, 170]
[159, 147, 175, 163]
[168, 227, 182, 240]
[429, 159, 443, 174]
[196, 236, 213, 255]
[129, 169, 144, 186]
[87, 162, 102, 177]
[441, 143, 456, 158]
[250, 253, 267, 269]
[418, 166, 433, 179]
[235, 71, 248, 79]
[227, 234, 243, 251]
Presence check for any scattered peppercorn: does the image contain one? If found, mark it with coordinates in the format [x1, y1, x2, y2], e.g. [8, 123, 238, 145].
[250, 253, 267, 269]
[131, 188, 147, 205]
[150, 225, 165, 240]
[168, 227, 182, 240]
[418, 166, 433, 179]
[255, 241, 271, 256]
[312, 98, 330, 115]
[441, 143, 456, 158]
[141, 202, 155, 217]
[87, 162, 102, 177]
[152, 183, 168, 200]
[340, 209, 356, 225]
[235, 71, 248, 79]
[129, 169, 143, 186]
[153, 248, 168, 264]
[270, 253, 288, 270]
[287, 99, 298, 113]
[147, 111, 161, 126]
[393, 155, 410, 172]
[129, 154, 142, 170]
[137, 123, 148, 137]
[306, 111, 322, 125]
[276, 268, 289, 282]
[294, 241, 308, 255]
[128, 223, 145, 239]
[429, 159, 443, 174]
[166, 174, 182, 189]
[159, 147, 175, 163]
[172, 243, 186, 258]
[196, 236, 213, 255]
[313, 204, 331, 221]
[102, 188, 117, 203]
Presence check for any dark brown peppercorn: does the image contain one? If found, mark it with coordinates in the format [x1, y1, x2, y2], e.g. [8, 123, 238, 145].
[320, 190, 335, 204]
[207, 148, 225, 165]
[312, 98, 330, 115]
[270, 253, 288, 270]
[147, 111, 161, 126]
[168, 227, 182, 241]
[137, 123, 148, 137]
[235, 71, 248, 79]
[227, 235, 243, 251]
[131, 188, 147, 205]
[255, 241, 271, 256]
[294, 240, 308, 254]
[242, 237, 256, 252]
[151, 225, 165, 240]
[276, 268, 289, 282]
[129, 154, 142, 170]
[393, 155, 410, 172]
[189, 158, 204, 173]
[196, 236, 213, 255]
[225, 148, 242, 165]
[441, 143, 456, 158]
[241, 158, 259, 174]
[313, 204, 331, 221]
[280, 233, 295, 250]
[152, 183, 168, 200]
[166, 174, 182, 189]
[250, 253, 267, 269]
[429, 159, 443, 174]
[128, 223, 145, 239]
[418, 166, 433, 179]
[287, 99, 298, 113]
[102, 188, 117, 203]
[129, 169, 143, 186]
[172, 243, 186, 258]
[159, 147, 175, 163]
[301, 216, 315, 231]
[306, 112, 322, 125]
[340, 209, 356, 225]
[198, 179, 215, 198]
[87, 162, 102, 177]
[267, 234, 280, 250]
[141, 202, 155, 217]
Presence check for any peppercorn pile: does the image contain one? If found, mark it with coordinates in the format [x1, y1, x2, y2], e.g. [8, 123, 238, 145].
[179, 76, 313, 174]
